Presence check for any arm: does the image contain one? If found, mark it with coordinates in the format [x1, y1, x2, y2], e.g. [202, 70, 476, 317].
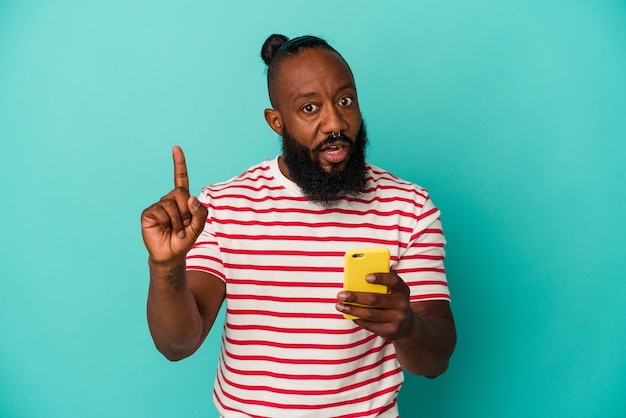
[141, 146, 225, 361]
[147, 264, 225, 361]
[336, 273, 456, 377]
[392, 299, 456, 377]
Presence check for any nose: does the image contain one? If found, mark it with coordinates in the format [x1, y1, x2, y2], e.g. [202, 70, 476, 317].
[321, 105, 348, 136]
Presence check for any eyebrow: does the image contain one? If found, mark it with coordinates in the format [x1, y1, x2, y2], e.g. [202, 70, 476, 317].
[293, 82, 357, 101]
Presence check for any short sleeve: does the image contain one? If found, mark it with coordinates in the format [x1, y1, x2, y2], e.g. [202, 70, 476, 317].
[185, 188, 226, 282]
[395, 194, 450, 302]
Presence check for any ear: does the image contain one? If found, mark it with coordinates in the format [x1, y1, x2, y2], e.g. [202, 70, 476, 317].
[264, 108, 283, 136]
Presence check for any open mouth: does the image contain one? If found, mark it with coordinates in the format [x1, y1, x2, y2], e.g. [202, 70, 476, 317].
[319, 141, 350, 164]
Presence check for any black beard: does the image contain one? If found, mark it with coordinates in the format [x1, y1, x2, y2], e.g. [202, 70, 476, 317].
[281, 122, 369, 207]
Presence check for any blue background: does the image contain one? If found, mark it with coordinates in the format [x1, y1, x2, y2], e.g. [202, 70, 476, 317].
[1, 1, 625, 417]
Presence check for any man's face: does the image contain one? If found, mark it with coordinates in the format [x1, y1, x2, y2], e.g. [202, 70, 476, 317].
[267, 47, 363, 176]
[265, 47, 368, 206]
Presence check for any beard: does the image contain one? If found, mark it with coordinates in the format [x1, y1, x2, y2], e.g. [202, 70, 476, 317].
[281, 122, 369, 207]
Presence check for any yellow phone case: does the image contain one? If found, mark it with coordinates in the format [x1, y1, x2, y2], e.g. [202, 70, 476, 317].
[343, 247, 390, 319]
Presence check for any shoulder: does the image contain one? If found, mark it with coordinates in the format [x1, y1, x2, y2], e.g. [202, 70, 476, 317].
[199, 159, 273, 197]
[366, 164, 432, 204]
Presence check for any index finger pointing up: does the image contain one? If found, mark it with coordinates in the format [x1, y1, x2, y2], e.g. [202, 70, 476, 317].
[172, 145, 190, 191]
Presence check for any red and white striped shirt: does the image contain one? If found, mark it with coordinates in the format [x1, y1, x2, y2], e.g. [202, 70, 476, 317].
[187, 157, 450, 417]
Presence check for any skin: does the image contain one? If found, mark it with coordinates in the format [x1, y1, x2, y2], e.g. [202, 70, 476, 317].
[142, 47, 456, 377]
[142, 146, 225, 360]
[264, 48, 360, 176]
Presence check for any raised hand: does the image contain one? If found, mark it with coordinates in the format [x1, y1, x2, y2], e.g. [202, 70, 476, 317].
[141, 146, 208, 265]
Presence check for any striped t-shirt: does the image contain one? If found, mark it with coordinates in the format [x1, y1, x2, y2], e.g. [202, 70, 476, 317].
[187, 156, 450, 417]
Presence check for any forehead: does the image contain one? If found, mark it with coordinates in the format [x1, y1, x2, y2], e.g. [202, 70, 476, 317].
[272, 48, 356, 108]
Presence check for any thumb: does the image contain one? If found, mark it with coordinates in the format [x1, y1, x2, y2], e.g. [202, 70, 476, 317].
[187, 195, 208, 236]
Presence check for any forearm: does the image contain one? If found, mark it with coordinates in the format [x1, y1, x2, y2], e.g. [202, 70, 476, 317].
[393, 307, 456, 377]
[146, 258, 204, 361]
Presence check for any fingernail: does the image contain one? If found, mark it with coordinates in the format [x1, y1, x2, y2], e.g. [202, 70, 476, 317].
[366, 274, 375, 283]
[177, 229, 186, 239]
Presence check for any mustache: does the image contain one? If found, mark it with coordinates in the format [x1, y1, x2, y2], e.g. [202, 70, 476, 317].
[313, 133, 354, 153]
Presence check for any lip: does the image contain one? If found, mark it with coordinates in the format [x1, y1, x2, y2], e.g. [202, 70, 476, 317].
[319, 141, 351, 165]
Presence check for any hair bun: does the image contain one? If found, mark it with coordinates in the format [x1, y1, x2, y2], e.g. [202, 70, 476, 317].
[261, 34, 289, 65]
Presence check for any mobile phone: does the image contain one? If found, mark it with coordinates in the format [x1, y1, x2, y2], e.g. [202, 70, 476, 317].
[342, 247, 390, 319]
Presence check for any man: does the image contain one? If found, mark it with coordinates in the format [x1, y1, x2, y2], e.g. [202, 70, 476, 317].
[141, 34, 456, 417]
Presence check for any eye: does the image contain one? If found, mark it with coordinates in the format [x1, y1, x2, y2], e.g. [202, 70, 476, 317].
[338, 96, 354, 107]
[302, 103, 319, 113]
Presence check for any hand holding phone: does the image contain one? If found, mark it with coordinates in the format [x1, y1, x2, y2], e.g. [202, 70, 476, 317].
[342, 247, 390, 319]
